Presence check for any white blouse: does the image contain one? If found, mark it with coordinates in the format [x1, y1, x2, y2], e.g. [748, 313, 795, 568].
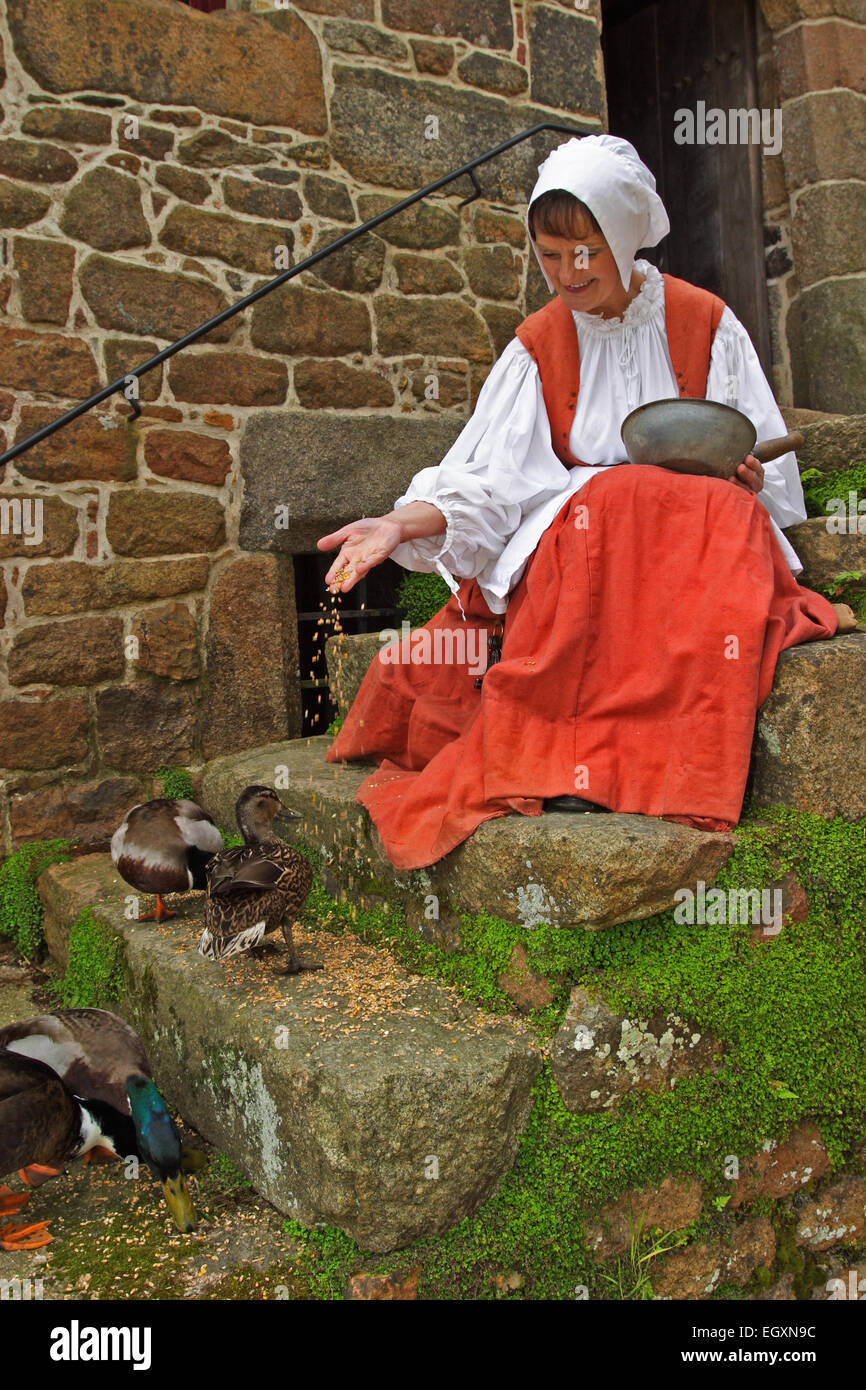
[391, 261, 807, 617]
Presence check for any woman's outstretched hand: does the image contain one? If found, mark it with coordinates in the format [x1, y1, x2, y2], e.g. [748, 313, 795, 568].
[318, 516, 404, 595]
[732, 454, 765, 493]
[318, 502, 448, 595]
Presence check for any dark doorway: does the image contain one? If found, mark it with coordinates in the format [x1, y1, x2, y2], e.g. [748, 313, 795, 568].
[293, 554, 406, 737]
[602, 0, 772, 372]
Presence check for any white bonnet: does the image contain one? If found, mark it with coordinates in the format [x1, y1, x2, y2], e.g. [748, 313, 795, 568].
[527, 134, 670, 292]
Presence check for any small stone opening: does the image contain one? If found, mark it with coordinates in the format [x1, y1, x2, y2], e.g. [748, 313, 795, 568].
[293, 553, 406, 736]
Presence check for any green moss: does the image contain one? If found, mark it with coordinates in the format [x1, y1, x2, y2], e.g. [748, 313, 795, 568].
[154, 766, 195, 800]
[280, 1219, 361, 1301]
[51, 908, 126, 1009]
[800, 460, 866, 517]
[396, 571, 451, 628]
[773, 1219, 817, 1299]
[277, 805, 866, 1297]
[198, 1151, 254, 1198]
[819, 570, 866, 623]
[325, 716, 344, 737]
[0, 838, 70, 959]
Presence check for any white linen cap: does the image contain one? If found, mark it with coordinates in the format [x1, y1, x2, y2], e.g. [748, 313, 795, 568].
[527, 134, 670, 292]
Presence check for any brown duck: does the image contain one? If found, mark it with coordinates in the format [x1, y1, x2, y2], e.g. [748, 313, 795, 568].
[0, 1009, 196, 1244]
[199, 785, 318, 972]
[111, 798, 223, 922]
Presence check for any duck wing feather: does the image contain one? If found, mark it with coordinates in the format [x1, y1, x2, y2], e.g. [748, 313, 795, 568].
[0, 1009, 150, 1116]
[0, 1050, 82, 1178]
[206, 845, 284, 896]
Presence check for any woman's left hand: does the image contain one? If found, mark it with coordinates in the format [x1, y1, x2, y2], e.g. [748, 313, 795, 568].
[732, 454, 764, 493]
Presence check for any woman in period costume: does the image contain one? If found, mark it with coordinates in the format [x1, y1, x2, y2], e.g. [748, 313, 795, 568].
[318, 135, 840, 871]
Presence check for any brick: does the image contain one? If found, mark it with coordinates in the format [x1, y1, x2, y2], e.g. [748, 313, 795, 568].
[8, 615, 124, 686]
[0, 138, 77, 182]
[79, 253, 234, 342]
[105, 490, 226, 558]
[130, 601, 199, 681]
[167, 352, 287, 407]
[21, 557, 210, 617]
[0, 696, 89, 769]
[0, 327, 99, 399]
[14, 407, 136, 483]
[60, 166, 149, 251]
[251, 283, 371, 357]
[13, 236, 76, 324]
[143, 429, 231, 486]
[10, 775, 143, 849]
[0, 495, 79, 559]
[96, 683, 195, 772]
[294, 359, 394, 409]
[6, 0, 326, 132]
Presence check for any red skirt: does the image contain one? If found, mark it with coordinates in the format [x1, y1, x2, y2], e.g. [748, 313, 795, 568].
[326, 466, 837, 870]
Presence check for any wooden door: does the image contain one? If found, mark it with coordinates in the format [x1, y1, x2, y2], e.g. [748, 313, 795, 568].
[603, 0, 772, 373]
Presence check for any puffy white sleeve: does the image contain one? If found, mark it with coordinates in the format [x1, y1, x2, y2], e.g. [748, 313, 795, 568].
[707, 308, 808, 568]
[389, 337, 571, 597]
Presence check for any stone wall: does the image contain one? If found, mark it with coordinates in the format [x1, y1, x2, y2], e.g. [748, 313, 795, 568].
[0, 0, 605, 852]
[758, 0, 866, 410]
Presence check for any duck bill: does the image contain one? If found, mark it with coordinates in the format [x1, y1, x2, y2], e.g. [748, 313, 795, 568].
[161, 1172, 197, 1233]
[273, 807, 303, 830]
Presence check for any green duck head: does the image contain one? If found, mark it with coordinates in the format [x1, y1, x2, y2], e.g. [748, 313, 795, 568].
[126, 1074, 196, 1234]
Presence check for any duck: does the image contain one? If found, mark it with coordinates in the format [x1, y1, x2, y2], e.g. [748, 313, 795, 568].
[199, 784, 319, 972]
[0, 1049, 135, 1250]
[111, 797, 224, 922]
[0, 1008, 196, 1248]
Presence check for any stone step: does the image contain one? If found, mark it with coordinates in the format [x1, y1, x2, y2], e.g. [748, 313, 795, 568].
[786, 517, 866, 593]
[201, 737, 735, 934]
[780, 408, 866, 475]
[751, 633, 866, 820]
[326, 630, 384, 721]
[37, 855, 541, 1253]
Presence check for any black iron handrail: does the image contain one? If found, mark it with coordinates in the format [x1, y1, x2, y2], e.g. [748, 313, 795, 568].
[0, 121, 586, 467]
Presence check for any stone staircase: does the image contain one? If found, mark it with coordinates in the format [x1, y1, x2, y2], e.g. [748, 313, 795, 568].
[38, 853, 541, 1253]
[29, 408, 866, 1270]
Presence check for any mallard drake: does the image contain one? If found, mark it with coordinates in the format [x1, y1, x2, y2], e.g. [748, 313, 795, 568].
[0, 1009, 196, 1243]
[199, 785, 318, 972]
[111, 797, 223, 922]
[0, 1049, 137, 1249]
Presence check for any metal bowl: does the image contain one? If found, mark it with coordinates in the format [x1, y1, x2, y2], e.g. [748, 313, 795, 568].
[620, 398, 757, 479]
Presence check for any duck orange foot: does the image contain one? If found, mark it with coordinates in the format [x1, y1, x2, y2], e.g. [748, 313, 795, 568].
[18, 1163, 61, 1188]
[0, 1219, 52, 1251]
[138, 894, 176, 922]
[84, 1145, 120, 1165]
[0, 1184, 29, 1216]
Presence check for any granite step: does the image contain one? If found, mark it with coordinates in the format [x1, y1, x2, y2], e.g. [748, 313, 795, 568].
[37, 855, 541, 1253]
[780, 409, 866, 475]
[750, 632, 866, 820]
[201, 737, 736, 935]
[786, 516, 866, 594]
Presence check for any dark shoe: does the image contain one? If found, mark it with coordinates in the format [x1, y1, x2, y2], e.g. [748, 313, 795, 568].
[542, 795, 611, 813]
